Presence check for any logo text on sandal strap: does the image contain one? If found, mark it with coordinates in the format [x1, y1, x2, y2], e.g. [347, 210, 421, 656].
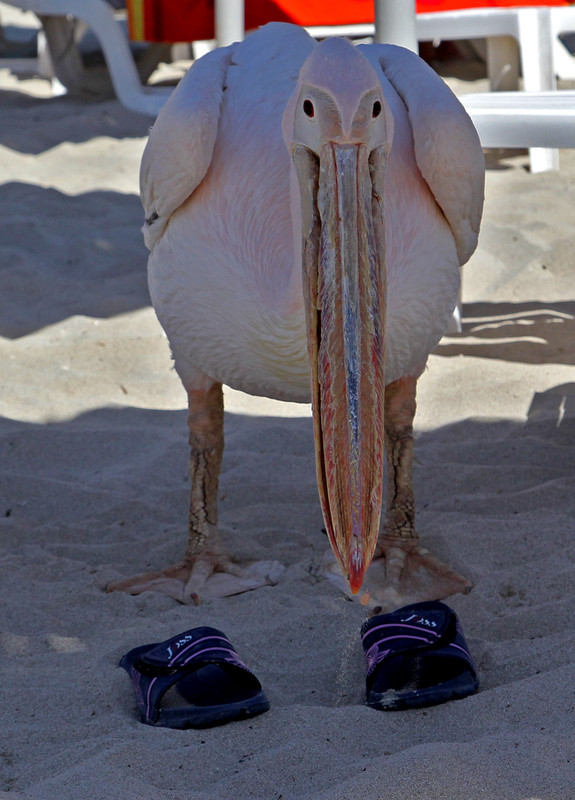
[401, 614, 437, 628]
[166, 634, 194, 659]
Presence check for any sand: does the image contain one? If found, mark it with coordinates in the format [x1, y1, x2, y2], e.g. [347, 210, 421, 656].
[1, 10, 574, 799]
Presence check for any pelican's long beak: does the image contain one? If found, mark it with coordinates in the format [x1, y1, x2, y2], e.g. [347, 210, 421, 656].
[294, 141, 387, 593]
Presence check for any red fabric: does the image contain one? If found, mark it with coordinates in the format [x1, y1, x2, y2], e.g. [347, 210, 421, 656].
[127, 0, 569, 43]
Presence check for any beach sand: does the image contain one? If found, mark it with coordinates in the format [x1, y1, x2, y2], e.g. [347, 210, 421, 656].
[1, 11, 574, 799]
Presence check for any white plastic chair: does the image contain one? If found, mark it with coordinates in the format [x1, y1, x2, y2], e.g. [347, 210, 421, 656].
[2, 0, 171, 114]
[415, 8, 575, 164]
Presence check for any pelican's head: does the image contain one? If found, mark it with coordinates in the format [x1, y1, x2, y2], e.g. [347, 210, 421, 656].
[287, 37, 392, 152]
[283, 38, 393, 594]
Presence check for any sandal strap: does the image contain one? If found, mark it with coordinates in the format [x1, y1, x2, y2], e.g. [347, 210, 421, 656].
[136, 627, 251, 674]
[361, 601, 476, 682]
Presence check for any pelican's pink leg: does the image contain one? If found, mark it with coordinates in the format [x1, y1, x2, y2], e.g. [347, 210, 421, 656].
[370, 376, 472, 612]
[107, 382, 283, 603]
[184, 382, 225, 565]
[382, 376, 418, 545]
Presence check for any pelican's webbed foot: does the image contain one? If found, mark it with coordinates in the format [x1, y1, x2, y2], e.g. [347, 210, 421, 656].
[361, 537, 472, 613]
[106, 550, 284, 604]
[106, 381, 283, 603]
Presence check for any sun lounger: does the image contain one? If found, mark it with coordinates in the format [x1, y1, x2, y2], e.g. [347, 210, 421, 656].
[3, 0, 171, 114]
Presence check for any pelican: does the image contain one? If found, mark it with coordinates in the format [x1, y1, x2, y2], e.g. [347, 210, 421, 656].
[108, 23, 484, 609]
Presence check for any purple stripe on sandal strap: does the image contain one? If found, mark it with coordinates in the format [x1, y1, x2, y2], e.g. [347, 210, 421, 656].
[169, 635, 231, 666]
[146, 677, 158, 721]
[362, 622, 441, 643]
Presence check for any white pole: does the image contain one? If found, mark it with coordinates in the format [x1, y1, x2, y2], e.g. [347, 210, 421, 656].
[215, 0, 245, 47]
[374, 0, 418, 52]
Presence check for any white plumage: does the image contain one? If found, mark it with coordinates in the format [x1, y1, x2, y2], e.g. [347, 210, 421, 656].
[143, 23, 482, 401]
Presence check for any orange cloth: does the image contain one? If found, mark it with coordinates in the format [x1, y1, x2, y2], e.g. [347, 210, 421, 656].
[126, 0, 569, 43]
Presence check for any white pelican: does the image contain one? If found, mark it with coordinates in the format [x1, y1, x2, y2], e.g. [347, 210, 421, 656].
[109, 23, 484, 609]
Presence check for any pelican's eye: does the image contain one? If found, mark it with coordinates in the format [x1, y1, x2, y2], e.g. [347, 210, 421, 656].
[372, 100, 382, 118]
[303, 99, 315, 118]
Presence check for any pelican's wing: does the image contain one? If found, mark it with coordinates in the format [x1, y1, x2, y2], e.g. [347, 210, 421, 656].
[362, 44, 485, 265]
[140, 43, 237, 250]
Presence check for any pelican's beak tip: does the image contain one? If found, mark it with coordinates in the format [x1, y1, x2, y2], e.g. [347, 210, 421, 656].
[347, 548, 366, 595]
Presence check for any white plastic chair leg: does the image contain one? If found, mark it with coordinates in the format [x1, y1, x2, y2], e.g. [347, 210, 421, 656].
[518, 8, 559, 172]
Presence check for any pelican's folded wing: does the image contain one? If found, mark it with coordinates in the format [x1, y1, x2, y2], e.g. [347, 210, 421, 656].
[140, 43, 237, 251]
[363, 44, 485, 266]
